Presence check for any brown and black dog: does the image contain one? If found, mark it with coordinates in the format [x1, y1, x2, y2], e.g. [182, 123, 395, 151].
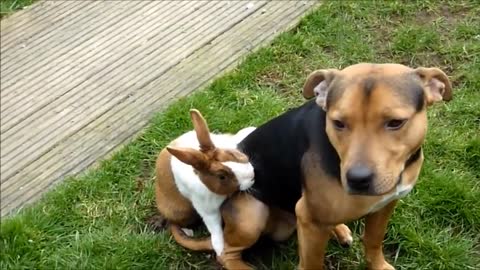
[215, 63, 452, 270]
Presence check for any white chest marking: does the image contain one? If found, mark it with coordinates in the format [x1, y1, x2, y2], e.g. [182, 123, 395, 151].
[368, 184, 413, 214]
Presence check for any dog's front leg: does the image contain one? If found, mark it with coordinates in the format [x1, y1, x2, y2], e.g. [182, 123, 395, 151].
[295, 196, 331, 270]
[363, 200, 398, 270]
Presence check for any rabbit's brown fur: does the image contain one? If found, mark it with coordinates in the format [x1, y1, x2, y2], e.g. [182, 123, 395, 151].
[155, 109, 255, 254]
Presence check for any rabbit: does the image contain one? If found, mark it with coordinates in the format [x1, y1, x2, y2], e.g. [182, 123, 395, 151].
[154, 109, 256, 256]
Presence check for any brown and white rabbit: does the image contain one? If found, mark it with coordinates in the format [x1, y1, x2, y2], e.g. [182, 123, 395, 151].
[155, 109, 255, 256]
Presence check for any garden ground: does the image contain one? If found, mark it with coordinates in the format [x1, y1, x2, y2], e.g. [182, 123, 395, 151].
[1, 1, 479, 269]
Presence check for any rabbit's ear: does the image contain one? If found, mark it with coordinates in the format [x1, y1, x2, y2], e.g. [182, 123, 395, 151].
[190, 109, 215, 152]
[167, 146, 207, 170]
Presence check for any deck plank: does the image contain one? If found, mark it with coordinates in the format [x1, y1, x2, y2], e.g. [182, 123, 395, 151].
[0, 1, 90, 50]
[1, 1, 265, 179]
[0, 0, 318, 216]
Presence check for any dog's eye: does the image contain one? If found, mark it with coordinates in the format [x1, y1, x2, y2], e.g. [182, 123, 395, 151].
[332, 120, 346, 130]
[217, 173, 227, 180]
[385, 119, 407, 130]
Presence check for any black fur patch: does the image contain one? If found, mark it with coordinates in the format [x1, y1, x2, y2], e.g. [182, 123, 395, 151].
[238, 100, 340, 213]
[363, 77, 376, 99]
[325, 78, 346, 109]
[405, 147, 422, 168]
[398, 147, 422, 186]
[387, 75, 425, 112]
[410, 83, 425, 112]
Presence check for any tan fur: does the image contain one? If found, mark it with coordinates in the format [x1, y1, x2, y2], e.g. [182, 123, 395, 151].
[300, 149, 423, 224]
[219, 193, 268, 269]
[170, 223, 213, 251]
[154, 148, 213, 251]
[414, 67, 452, 103]
[190, 108, 215, 151]
[326, 86, 426, 194]
[295, 148, 424, 269]
[216, 63, 452, 270]
[155, 148, 197, 226]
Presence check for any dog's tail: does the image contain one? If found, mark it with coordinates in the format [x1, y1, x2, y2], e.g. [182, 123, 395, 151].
[170, 223, 213, 251]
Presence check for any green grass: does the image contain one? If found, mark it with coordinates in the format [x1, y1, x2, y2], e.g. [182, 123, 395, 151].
[0, 0, 35, 19]
[1, 1, 480, 269]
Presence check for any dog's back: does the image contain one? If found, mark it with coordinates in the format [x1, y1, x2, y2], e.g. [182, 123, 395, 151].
[238, 100, 340, 213]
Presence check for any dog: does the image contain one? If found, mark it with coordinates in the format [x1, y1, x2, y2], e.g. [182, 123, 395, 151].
[217, 63, 452, 270]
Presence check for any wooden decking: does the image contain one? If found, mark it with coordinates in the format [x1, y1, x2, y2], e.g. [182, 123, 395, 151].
[0, 0, 318, 216]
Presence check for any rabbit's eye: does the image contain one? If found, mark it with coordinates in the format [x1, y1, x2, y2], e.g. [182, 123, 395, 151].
[218, 174, 226, 180]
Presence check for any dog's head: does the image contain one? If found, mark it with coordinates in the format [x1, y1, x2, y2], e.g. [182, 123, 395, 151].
[303, 63, 452, 195]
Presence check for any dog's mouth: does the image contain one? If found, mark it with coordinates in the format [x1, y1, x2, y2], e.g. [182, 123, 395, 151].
[346, 177, 401, 196]
[345, 148, 422, 196]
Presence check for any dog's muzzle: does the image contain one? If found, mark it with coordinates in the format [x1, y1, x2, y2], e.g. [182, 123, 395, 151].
[346, 165, 374, 193]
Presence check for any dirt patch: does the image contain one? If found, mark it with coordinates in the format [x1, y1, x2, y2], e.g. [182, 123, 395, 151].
[146, 213, 169, 232]
[384, 242, 401, 264]
[416, 2, 474, 26]
[325, 255, 340, 270]
[135, 159, 153, 193]
[256, 70, 289, 91]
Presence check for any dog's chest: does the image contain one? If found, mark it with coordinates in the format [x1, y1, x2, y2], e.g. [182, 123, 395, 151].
[367, 184, 413, 214]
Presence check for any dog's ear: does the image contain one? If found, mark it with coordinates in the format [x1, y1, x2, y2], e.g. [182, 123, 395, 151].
[167, 146, 207, 170]
[190, 109, 215, 152]
[303, 69, 339, 110]
[414, 67, 452, 105]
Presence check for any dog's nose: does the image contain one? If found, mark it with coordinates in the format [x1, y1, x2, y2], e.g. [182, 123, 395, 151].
[346, 165, 374, 192]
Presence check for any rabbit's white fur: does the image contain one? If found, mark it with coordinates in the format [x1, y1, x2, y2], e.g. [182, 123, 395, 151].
[170, 127, 256, 255]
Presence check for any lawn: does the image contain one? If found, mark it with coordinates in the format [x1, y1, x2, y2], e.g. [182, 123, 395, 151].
[0, 0, 35, 19]
[1, 1, 479, 269]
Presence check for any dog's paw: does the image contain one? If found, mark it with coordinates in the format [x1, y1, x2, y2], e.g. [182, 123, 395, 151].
[368, 260, 395, 270]
[333, 224, 353, 247]
[339, 234, 353, 248]
[217, 256, 254, 270]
